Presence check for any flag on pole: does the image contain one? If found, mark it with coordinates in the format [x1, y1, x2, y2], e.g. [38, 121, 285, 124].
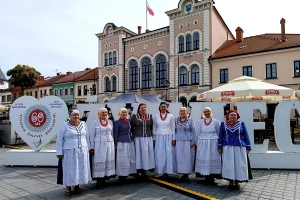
[146, 0, 154, 16]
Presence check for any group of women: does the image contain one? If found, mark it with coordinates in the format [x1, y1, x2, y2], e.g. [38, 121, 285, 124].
[56, 102, 252, 196]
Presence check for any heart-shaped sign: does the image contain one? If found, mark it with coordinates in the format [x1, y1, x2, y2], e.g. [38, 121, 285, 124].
[10, 96, 68, 151]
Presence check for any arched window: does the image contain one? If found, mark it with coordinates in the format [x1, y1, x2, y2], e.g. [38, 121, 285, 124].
[180, 67, 188, 85]
[193, 33, 199, 50]
[142, 58, 152, 89]
[113, 51, 117, 65]
[179, 36, 184, 53]
[104, 53, 108, 66]
[186, 35, 192, 51]
[112, 76, 117, 91]
[156, 55, 167, 87]
[109, 52, 113, 65]
[105, 77, 111, 92]
[129, 60, 138, 90]
[191, 65, 199, 84]
[179, 97, 188, 107]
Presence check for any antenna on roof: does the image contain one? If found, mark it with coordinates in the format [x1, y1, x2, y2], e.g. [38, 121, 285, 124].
[53, 68, 59, 74]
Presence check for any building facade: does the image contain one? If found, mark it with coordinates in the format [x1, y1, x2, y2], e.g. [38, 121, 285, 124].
[96, 0, 234, 105]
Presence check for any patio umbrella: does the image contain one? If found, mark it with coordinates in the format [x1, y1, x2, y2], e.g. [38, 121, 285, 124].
[198, 76, 297, 102]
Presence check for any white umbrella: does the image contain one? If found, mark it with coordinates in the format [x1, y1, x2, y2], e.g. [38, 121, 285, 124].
[198, 76, 297, 102]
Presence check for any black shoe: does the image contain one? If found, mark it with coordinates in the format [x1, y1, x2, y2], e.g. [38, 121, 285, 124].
[179, 174, 189, 182]
[117, 176, 127, 185]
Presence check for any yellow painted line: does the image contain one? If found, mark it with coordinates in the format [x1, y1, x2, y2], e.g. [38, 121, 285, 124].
[149, 177, 219, 200]
[3, 145, 28, 150]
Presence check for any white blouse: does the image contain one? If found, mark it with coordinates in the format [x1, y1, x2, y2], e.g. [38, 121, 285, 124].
[153, 113, 175, 139]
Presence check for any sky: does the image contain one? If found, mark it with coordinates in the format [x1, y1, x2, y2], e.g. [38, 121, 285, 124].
[0, 0, 299, 78]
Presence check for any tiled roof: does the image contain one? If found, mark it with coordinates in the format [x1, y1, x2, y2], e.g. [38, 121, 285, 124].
[39, 75, 66, 87]
[210, 34, 300, 60]
[54, 70, 92, 84]
[75, 68, 98, 81]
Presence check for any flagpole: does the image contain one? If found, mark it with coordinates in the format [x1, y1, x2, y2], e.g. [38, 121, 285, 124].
[146, 0, 148, 30]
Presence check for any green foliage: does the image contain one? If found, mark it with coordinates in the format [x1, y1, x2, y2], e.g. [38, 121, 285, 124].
[6, 64, 41, 94]
[189, 95, 197, 102]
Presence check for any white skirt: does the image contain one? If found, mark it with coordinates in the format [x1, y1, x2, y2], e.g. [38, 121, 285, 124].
[175, 140, 195, 174]
[92, 141, 115, 178]
[154, 134, 176, 174]
[222, 146, 248, 181]
[116, 142, 137, 176]
[135, 137, 155, 170]
[62, 147, 91, 186]
[195, 139, 221, 176]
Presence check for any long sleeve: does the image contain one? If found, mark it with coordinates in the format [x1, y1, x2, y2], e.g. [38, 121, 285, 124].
[170, 114, 175, 140]
[190, 119, 196, 144]
[113, 121, 119, 147]
[84, 122, 90, 150]
[197, 119, 202, 144]
[218, 122, 225, 150]
[215, 119, 221, 138]
[89, 120, 96, 149]
[152, 114, 157, 140]
[56, 123, 65, 155]
[241, 121, 252, 151]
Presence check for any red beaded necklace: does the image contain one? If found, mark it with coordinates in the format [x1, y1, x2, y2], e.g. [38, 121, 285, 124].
[204, 118, 212, 126]
[139, 114, 148, 122]
[179, 117, 188, 124]
[100, 119, 108, 127]
[160, 113, 168, 121]
[120, 118, 129, 125]
[226, 120, 238, 127]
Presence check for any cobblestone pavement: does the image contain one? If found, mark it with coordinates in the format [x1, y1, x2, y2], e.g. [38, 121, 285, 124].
[0, 141, 299, 200]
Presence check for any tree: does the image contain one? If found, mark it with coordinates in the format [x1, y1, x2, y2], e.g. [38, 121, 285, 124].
[6, 64, 41, 95]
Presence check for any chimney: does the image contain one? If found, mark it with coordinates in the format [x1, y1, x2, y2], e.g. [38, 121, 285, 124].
[66, 71, 72, 75]
[57, 73, 60, 76]
[146, 29, 150, 33]
[39, 76, 44, 81]
[235, 27, 243, 42]
[280, 18, 286, 42]
[138, 26, 142, 34]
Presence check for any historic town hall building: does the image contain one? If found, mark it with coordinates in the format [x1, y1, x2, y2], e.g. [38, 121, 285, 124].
[96, 0, 233, 105]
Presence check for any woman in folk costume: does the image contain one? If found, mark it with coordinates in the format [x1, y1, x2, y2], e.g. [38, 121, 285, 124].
[113, 108, 136, 184]
[56, 109, 91, 196]
[195, 107, 221, 185]
[89, 107, 115, 188]
[130, 103, 155, 179]
[153, 102, 176, 179]
[174, 107, 196, 182]
[218, 110, 252, 189]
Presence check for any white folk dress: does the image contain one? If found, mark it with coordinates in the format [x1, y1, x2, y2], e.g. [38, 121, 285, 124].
[89, 119, 115, 178]
[153, 113, 176, 174]
[56, 121, 91, 186]
[195, 118, 221, 176]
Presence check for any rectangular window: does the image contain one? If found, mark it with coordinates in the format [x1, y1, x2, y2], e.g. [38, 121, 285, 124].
[65, 88, 68, 95]
[54, 90, 58, 96]
[7, 95, 11, 102]
[40, 90, 43, 98]
[84, 85, 88, 95]
[294, 60, 300, 77]
[70, 88, 74, 95]
[78, 86, 81, 96]
[59, 89, 63, 96]
[92, 84, 96, 94]
[49, 89, 52, 95]
[266, 63, 277, 79]
[35, 91, 38, 98]
[243, 66, 252, 77]
[2, 96, 5, 102]
[29, 91, 32, 96]
[44, 89, 47, 96]
[220, 69, 228, 83]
